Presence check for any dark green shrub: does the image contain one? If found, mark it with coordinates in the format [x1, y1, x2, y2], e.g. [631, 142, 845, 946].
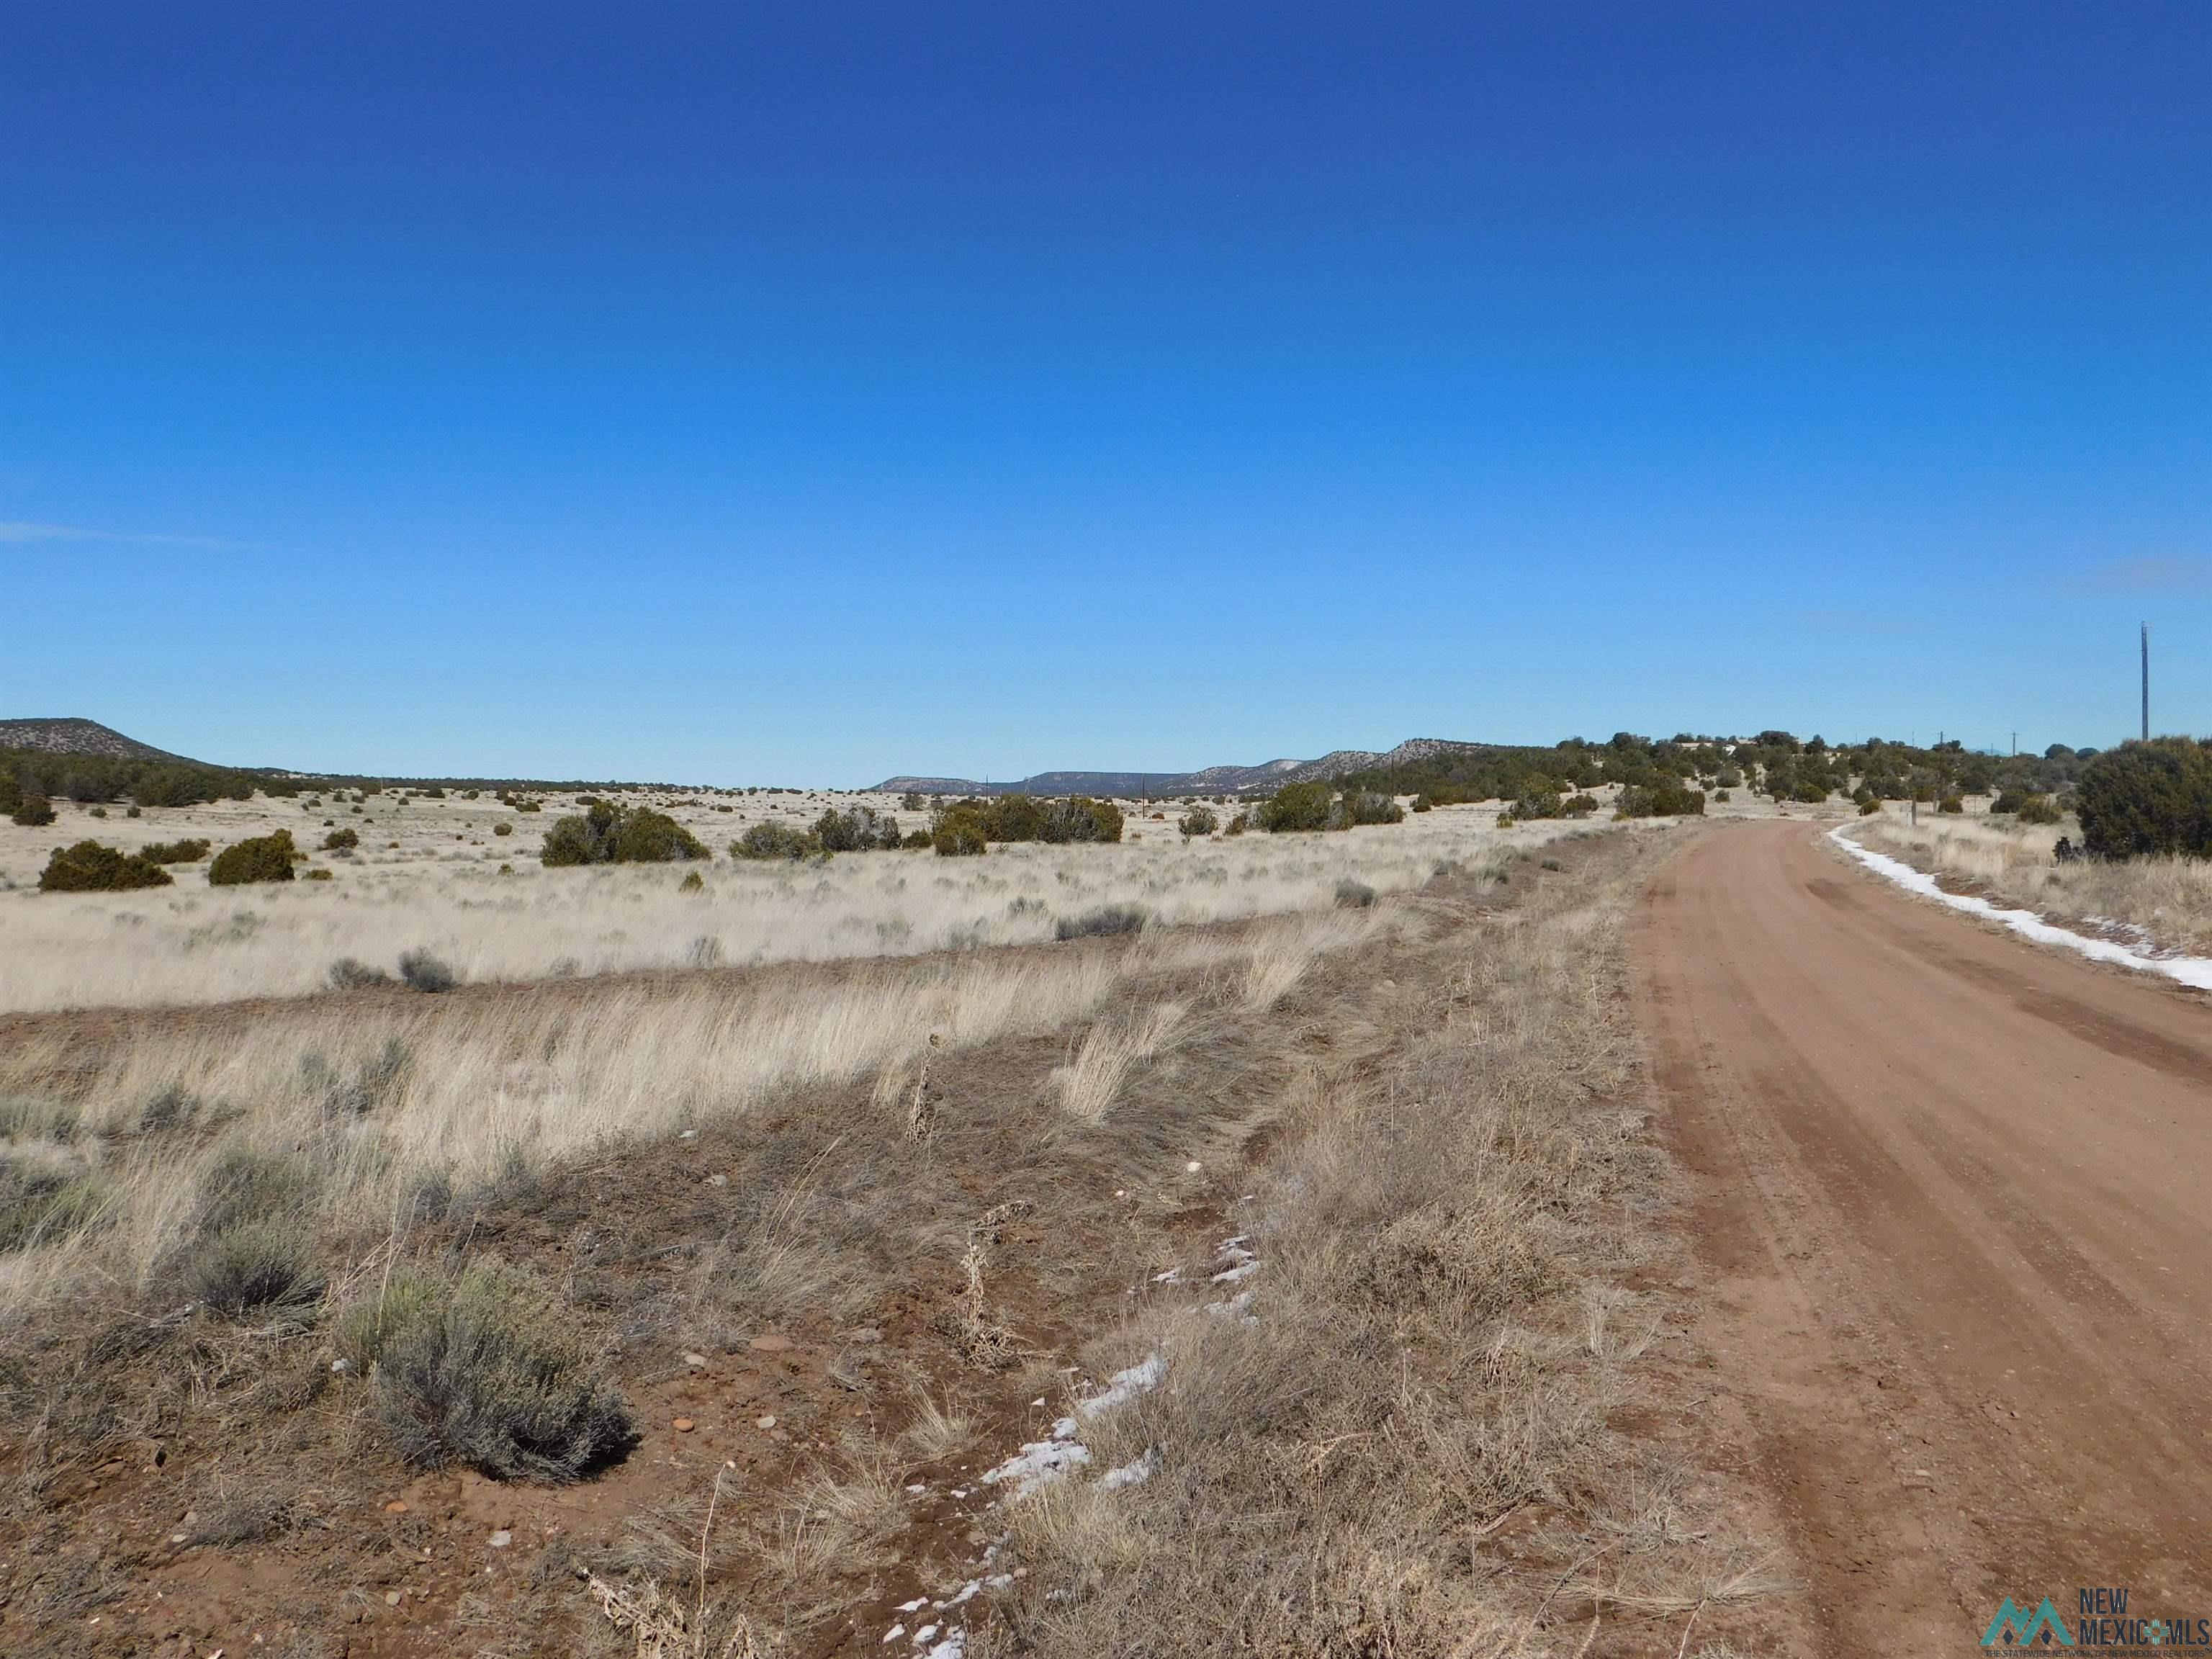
[1411, 794, 1434, 813]
[336, 1261, 634, 1483]
[1616, 783, 1706, 819]
[814, 806, 902, 851]
[1938, 796, 1964, 814]
[210, 831, 299, 886]
[1342, 791, 1404, 827]
[900, 829, 933, 850]
[1990, 788, 2028, 814]
[12, 796, 55, 827]
[933, 806, 988, 857]
[1257, 781, 1335, 832]
[1178, 805, 1218, 837]
[732, 821, 819, 861]
[1223, 812, 1249, 837]
[1055, 902, 1147, 940]
[1511, 775, 1563, 820]
[493, 821, 513, 836]
[1334, 879, 1376, 909]
[397, 950, 458, 993]
[1858, 798, 1882, 816]
[2018, 794, 2062, 826]
[902, 791, 925, 811]
[678, 868, 705, 893]
[541, 803, 706, 866]
[190, 1223, 324, 1319]
[322, 827, 359, 852]
[1040, 796, 1123, 843]
[608, 806, 708, 863]
[143, 838, 211, 863]
[1561, 793, 1599, 817]
[2075, 739, 2212, 858]
[982, 795, 1048, 843]
[38, 841, 174, 892]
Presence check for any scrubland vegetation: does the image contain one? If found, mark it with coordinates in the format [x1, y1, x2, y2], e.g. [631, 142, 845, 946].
[1, 793, 1586, 1012]
[0, 802, 1784, 1656]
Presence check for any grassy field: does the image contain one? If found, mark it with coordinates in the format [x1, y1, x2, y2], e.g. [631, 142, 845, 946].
[0, 789, 1592, 1012]
[1853, 804, 2212, 957]
[0, 791, 1790, 1657]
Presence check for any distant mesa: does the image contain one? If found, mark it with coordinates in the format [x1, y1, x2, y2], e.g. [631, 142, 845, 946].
[874, 738, 1492, 797]
[0, 717, 197, 764]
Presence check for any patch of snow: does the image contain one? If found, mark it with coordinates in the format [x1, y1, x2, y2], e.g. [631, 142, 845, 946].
[913, 1625, 939, 1645]
[897, 1598, 928, 1614]
[1210, 1259, 1259, 1285]
[981, 1428, 1090, 1496]
[1830, 828, 2212, 992]
[922, 1635, 966, 1659]
[1100, 1447, 1161, 1491]
[882, 1626, 904, 1643]
[1076, 1355, 1165, 1418]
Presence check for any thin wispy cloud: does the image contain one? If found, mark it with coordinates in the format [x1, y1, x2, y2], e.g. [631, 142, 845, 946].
[2076, 555, 2212, 595]
[0, 520, 270, 550]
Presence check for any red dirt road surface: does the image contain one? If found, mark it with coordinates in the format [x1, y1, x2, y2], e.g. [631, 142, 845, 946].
[1634, 820, 2212, 1657]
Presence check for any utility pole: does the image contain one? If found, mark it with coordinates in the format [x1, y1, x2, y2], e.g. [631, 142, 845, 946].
[2141, 623, 2150, 741]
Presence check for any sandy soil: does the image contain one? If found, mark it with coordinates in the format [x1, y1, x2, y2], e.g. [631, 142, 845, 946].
[1632, 820, 2212, 1658]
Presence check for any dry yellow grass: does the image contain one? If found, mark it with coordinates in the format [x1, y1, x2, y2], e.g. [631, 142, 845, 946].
[0, 788, 1599, 1012]
[989, 829, 1787, 1656]
[1856, 806, 2212, 956]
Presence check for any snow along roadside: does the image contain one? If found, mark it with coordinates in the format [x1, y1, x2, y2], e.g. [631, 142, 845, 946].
[1827, 824, 2212, 993]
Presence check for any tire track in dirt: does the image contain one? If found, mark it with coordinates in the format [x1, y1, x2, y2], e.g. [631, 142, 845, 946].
[1633, 820, 2212, 1658]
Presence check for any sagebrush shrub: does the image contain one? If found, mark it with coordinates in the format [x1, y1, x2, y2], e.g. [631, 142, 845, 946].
[397, 949, 459, 993]
[2018, 793, 2062, 825]
[328, 957, 392, 990]
[1334, 879, 1377, 909]
[336, 1261, 634, 1483]
[1055, 902, 1146, 940]
[199, 1146, 318, 1235]
[1178, 804, 1218, 837]
[0, 1156, 107, 1253]
[143, 838, 211, 863]
[38, 841, 174, 892]
[190, 1222, 325, 1318]
[322, 827, 359, 852]
[210, 830, 299, 886]
[12, 796, 55, 827]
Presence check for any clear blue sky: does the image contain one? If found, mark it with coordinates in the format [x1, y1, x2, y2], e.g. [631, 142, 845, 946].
[4, 4, 2207, 783]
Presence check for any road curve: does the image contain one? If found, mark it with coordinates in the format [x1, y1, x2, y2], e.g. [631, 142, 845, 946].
[1632, 819, 2212, 1656]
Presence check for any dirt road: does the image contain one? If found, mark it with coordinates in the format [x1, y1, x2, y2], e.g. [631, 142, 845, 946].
[1634, 819, 2212, 1655]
